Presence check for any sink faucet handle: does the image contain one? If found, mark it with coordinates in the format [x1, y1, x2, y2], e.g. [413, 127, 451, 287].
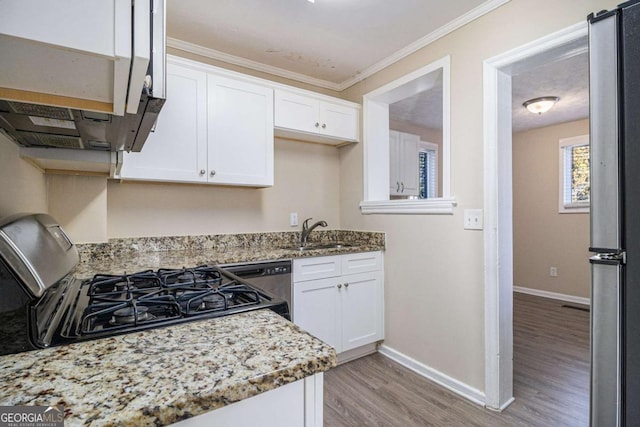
[302, 218, 313, 230]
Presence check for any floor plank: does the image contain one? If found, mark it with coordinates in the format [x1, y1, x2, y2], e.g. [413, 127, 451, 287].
[324, 292, 590, 426]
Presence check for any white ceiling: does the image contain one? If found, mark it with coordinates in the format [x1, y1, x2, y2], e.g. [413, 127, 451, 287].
[511, 52, 589, 133]
[167, 0, 588, 133]
[167, 0, 507, 90]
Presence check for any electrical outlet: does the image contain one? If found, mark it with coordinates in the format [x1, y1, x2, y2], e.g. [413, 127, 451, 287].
[550, 267, 558, 277]
[464, 209, 483, 230]
[290, 212, 298, 227]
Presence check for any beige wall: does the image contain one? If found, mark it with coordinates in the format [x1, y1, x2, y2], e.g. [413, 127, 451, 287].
[338, 0, 616, 393]
[44, 138, 341, 242]
[0, 134, 47, 218]
[47, 175, 107, 244]
[513, 119, 590, 299]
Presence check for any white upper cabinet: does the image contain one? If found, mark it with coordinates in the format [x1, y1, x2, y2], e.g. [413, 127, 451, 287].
[0, 0, 152, 115]
[119, 56, 274, 187]
[207, 75, 274, 186]
[389, 130, 419, 196]
[119, 61, 208, 183]
[275, 89, 360, 145]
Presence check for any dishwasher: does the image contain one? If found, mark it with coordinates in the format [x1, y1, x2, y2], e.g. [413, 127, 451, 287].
[222, 260, 293, 320]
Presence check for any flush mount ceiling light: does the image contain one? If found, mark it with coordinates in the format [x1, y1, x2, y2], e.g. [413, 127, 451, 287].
[523, 96, 560, 115]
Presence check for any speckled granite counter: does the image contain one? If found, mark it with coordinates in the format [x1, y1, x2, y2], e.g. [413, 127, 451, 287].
[0, 310, 336, 426]
[75, 230, 385, 278]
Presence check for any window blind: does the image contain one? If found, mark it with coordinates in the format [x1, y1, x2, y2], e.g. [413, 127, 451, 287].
[419, 149, 437, 198]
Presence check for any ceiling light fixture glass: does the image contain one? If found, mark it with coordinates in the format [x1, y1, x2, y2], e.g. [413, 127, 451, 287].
[523, 96, 560, 115]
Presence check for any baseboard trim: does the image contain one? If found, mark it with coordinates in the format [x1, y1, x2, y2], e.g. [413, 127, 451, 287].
[513, 286, 590, 306]
[378, 345, 486, 407]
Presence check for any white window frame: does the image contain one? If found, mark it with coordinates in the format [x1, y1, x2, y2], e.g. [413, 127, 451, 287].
[558, 134, 590, 214]
[360, 56, 455, 214]
[419, 141, 438, 199]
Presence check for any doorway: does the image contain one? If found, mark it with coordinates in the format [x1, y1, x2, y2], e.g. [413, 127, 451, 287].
[482, 22, 588, 410]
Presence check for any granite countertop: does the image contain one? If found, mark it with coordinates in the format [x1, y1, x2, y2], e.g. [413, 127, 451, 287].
[75, 230, 385, 278]
[0, 310, 336, 426]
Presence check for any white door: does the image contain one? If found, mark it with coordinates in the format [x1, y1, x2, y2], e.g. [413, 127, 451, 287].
[207, 75, 274, 186]
[120, 61, 208, 183]
[319, 101, 358, 141]
[293, 277, 340, 351]
[340, 271, 383, 352]
[274, 90, 320, 135]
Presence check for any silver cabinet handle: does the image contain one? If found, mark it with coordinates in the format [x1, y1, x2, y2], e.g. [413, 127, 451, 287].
[322, 123, 326, 129]
[344, 283, 349, 288]
[396, 182, 400, 192]
[401, 182, 404, 192]
[210, 170, 216, 177]
[315, 122, 320, 128]
[199, 169, 206, 175]
[337, 284, 342, 289]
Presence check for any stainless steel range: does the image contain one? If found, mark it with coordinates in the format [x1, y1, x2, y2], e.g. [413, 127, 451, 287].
[0, 214, 289, 356]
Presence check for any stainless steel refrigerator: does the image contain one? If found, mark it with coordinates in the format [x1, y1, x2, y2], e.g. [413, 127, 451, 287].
[589, 1, 640, 425]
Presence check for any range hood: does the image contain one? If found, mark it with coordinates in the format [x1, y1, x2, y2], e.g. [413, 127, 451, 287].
[0, 0, 166, 156]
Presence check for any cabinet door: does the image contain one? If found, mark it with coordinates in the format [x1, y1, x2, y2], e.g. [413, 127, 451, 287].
[341, 271, 383, 352]
[119, 61, 208, 182]
[399, 132, 420, 196]
[319, 101, 358, 141]
[274, 90, 320, 135]
[207, 75, 274, 187]
[293, 277, 340, 351]
[389, 130, 401, 195]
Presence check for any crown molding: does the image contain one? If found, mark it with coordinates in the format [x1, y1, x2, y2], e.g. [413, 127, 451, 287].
[168, 0, 512, 92]
[167, 38, 344, 91]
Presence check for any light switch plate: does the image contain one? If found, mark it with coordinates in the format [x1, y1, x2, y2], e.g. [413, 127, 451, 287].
[464, 209, 483, 230]
[290, 212, 298, 227]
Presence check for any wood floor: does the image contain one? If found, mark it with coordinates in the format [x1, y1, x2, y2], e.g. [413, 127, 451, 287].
[324, 292, 590, 426]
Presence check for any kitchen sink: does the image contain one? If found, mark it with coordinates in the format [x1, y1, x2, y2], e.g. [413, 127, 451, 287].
[284, 242, 354, 251]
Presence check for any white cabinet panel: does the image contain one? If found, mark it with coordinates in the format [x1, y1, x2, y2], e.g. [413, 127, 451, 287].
[341, 272, 383, 352]
[170, 374, 324, 427]
[274, 90, 320, 135]
[120, 62, 207, 182]
[293, 256, 342, 282]
[207, 75, 274, 186]
[294, 277, 341, 349]
[342, 252, 382, 276]
[319, 101, 358, 141]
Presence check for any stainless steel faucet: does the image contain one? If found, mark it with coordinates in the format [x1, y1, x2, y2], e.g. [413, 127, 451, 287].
[301, 218, 328, 246]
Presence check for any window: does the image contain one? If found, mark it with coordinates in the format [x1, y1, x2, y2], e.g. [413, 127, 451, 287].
[559, 135, 589, 213]
[419, 142, 438, 199]
[360, 56, 454, 214]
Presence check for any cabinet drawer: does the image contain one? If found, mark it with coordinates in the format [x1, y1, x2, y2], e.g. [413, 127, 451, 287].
[293, 256, 341, 282]
[342, 252, 382, 276]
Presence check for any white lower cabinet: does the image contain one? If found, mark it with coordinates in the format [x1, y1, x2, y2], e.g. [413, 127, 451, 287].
[293, 252, 384, 354]
[169, 373, 323, 427]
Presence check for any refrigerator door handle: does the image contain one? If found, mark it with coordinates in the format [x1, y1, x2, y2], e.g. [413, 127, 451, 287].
[590, 252, 627, 264]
